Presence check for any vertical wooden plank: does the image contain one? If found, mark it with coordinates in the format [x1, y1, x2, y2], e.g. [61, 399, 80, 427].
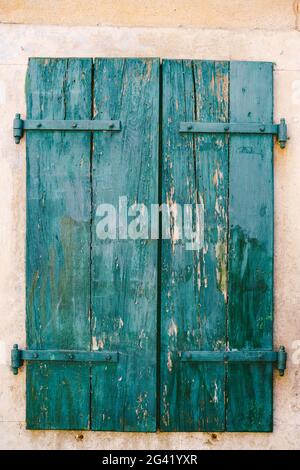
[160, 60, 228, 431]
[227, 62, 274, 431]
[91, 58, 159, 431]
[26, 58, 92, 429]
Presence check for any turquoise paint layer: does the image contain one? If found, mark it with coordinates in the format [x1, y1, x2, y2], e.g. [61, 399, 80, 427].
[26, 58, 92, 429]
[227, 62, 274, 432]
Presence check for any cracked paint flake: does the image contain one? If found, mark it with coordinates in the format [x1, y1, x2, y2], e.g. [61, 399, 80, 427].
[168, 318, 178, 337]
[167, 351, 173, 372]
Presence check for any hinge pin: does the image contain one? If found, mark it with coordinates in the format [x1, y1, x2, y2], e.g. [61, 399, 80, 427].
[13, 113, 24, 144]
[278, 118, 288, 149]
[11, 344, 23, 375]
[277, 345, 287, 376]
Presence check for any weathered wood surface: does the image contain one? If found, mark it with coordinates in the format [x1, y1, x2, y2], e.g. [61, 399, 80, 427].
[91, 59, 159, 431]
[25, 58, 274, 432]
[26, 58, 92, 429]
[160, 60, 229, 431]
[227, 62, 274, 431]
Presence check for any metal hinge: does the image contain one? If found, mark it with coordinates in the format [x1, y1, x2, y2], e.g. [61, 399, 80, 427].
[180, 346, 287, 376]
[13, 113, 121, 144]
[180, 118, 288, 149]
[11, 344, 118, 375]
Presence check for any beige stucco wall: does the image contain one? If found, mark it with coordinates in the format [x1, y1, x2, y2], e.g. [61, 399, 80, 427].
[0, 0, 299, 30]
[0, 1, 300, 450]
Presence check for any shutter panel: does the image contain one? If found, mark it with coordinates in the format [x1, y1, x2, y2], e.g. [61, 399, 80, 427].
[160, 60, 274, 432]
[160, 60, 229, 431]
[26, 58, 159, 431]
[26, 58, 92, 429]
[91, 59, 159, 431]
[226, 62, 274, 431]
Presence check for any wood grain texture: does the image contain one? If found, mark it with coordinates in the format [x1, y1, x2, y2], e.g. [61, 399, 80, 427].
[26, 58, 92, 429]
[25, 58, 275, 432]
[226, 62, 274, 431]
[91, 59, 159, 431]
[160, 60, 229, 431]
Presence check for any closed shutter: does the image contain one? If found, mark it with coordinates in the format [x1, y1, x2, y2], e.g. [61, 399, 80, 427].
[20, 58, 282, 432]
[160, 60, 274, 432]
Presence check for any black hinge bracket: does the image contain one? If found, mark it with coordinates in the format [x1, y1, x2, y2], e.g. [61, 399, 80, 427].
[180, 346, 287, 376]
[13, 113, 121, 144]
[180, 118, 288, 149]
[11, 344, 118, 375]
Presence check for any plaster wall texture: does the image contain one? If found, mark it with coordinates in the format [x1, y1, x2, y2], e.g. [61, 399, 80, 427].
[0, 0, 299, 30]
[0, 3, 300, 450]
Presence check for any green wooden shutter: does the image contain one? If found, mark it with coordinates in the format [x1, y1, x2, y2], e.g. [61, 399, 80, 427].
[26, 58, 159, 431]
[160, 60, 274, 432]
[25, 58, 276, 432]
